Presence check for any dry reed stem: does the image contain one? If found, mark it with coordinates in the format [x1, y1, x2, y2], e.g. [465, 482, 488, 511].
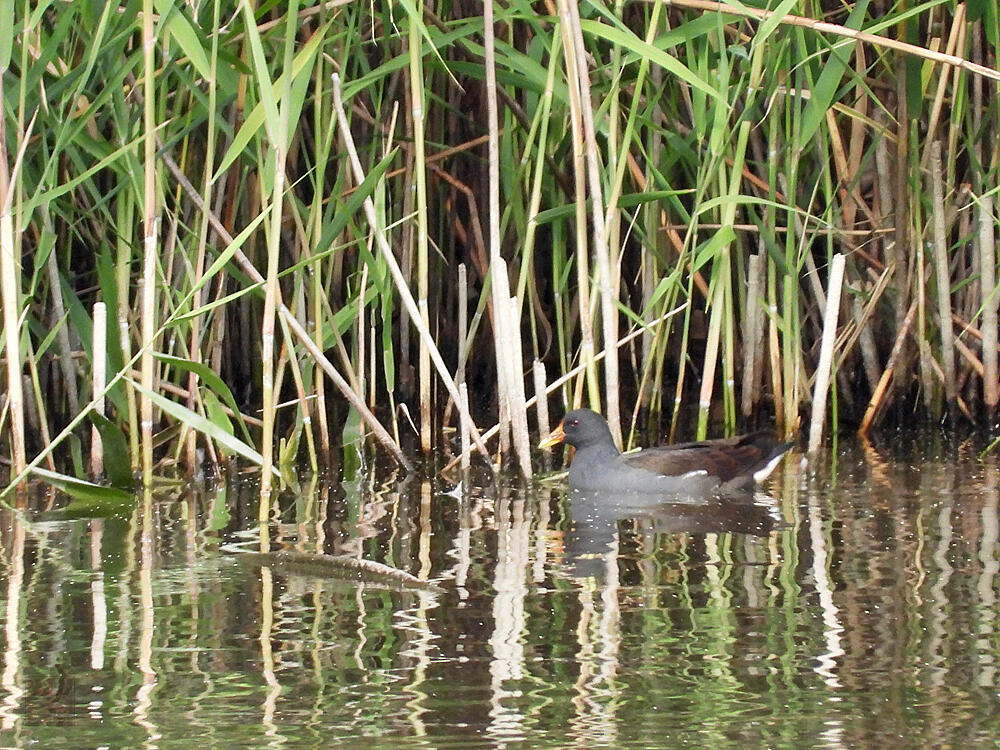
[859, 300, 918, 435]
[921, 4, 966, 169]
[408, 17, 432, 455]
[832, 263, 892, 372]
[503, 294, 533, 477]
[43, 211, 80, 421]
[846, 41, 869, 233]
[742, 253, 764, 416]
[0, 89, 26, 479]
[482, 0, 509, 460]
[565, 0, 621, 447]
[697, 279, 725, 436]
[558, 0, 600, 414]
[340, 135, 492, 198]
[930, 141, 958, 412]
[874, 116, 896, 279]
[459, 382, 471, 475]
[533, 359, 551, 472]
[279, 311, 413, 472]
[659, 0, 1000, 83]
[140, 0, 158, 485]
[954, 337, 984, 378]
[809, 254, 846, 453]
[458, 264, 468, 389]
[90, 302, 106, 480]
[854, 296, 881, 393]
[981, 194, 998, 415]
[767, 270, 785, 433]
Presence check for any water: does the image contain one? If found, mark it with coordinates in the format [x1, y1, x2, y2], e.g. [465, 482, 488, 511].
[2, 430, 1000, 748]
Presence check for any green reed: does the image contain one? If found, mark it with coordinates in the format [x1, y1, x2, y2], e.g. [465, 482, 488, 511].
[1, 0, 998, 494]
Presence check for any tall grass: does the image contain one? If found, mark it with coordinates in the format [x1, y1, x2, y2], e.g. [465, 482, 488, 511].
[1, 0, 998, 490]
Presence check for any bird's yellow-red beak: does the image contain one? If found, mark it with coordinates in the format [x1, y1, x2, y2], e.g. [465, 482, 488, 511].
[537, 420, 566, 449]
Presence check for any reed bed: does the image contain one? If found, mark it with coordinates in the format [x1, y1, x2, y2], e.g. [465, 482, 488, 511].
[0, 0, 998, 491]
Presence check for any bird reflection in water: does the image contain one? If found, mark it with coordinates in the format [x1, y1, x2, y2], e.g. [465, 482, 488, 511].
[554, 488, 781, 579]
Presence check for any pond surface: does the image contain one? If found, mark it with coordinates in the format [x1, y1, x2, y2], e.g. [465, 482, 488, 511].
[2, 430, 1000, 748]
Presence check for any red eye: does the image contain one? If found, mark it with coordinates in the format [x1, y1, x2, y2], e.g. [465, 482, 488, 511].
[569, 419, 579, 427]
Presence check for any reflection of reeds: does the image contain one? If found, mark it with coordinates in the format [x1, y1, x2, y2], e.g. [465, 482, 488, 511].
[1, 2, 998, 489]
[1, 440, 999, 743]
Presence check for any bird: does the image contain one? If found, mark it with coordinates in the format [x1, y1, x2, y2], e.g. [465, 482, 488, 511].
[538, 408, 792, 496]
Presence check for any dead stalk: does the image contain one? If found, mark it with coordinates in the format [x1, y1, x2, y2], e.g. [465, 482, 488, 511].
[808, 254, 846, 453]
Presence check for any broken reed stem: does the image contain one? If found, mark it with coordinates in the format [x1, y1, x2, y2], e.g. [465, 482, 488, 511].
[697, 282, 724, 439]
[930, 140, 958, 413]
[532, 359, 551, 440]
[809, 253, 846, 453]
[483, 2, 530, 477]
[90, 302, 107, 480]
[979, 193, 998, 416]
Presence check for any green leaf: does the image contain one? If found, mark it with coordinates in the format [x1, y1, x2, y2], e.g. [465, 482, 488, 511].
[534, 202, 586, 226]
[214, 18, 328, 179]
[800, 0, 871, 143]
[0, 0, 13, 75]
[313, 148, 399, 255]
[580, 19, 721, 103]
[129, 379, 277, 476]
[692, 226, 737, 273]
[753, 0, 802, 47]
[202, 390, 235, 459]
[153, 353, 254, 447]
[31, 468, 134, 516]
[206, 486, 231, 532]
[89, 412, 134, 490]
[154, 0, 214, 88]
[618, 189, 688, 208]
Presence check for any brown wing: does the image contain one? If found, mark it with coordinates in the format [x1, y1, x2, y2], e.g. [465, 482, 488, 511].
[622, 432, 788, 483]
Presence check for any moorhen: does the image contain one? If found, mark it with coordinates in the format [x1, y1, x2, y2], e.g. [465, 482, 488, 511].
[538, 408, 792, 495]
